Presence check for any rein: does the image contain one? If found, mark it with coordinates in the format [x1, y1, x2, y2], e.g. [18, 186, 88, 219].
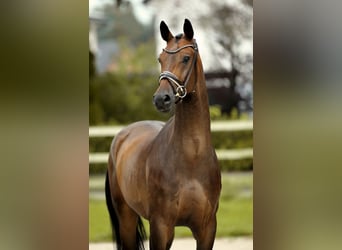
[159, 41, 198, 100]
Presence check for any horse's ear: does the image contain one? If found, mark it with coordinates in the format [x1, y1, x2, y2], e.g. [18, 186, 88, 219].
[160, 21, 173, 42]
[183, 18, 194, 40]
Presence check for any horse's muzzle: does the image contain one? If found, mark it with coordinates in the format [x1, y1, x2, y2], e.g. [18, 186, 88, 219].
[153, 93, 173, 112]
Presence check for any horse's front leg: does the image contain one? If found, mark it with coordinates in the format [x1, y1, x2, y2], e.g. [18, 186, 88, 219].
[192, 215, 217, 250]
[149, 217, 175, 250]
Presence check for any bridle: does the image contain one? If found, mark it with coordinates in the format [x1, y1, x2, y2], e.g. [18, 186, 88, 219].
[158, 40, 198, 101]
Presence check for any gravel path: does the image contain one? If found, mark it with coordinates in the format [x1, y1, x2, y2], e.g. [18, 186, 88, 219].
[89, 237, 253, 250]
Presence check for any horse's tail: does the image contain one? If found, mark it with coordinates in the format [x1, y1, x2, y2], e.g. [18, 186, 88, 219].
[136, 215, 147, 250]
[105, 171, 147, 250]
[105, 171, 121, 249]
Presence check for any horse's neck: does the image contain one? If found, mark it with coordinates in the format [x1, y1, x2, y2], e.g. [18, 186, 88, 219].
[173, 61, 211, 145]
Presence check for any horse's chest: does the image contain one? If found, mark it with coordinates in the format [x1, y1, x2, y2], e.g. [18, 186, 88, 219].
[178, 180, 206, 205]
[175, 179, 213, 223]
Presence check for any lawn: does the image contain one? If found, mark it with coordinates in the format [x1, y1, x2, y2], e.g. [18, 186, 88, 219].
[89, 172, 253, 242]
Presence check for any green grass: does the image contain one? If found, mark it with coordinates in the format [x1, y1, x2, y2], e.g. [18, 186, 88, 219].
[89, 200, 112, 242]
[89, 172, 253, 242]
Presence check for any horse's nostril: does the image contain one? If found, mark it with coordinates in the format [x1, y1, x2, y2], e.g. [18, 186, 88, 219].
[153, 94, 172, 112]
[163, 95, 171, 103]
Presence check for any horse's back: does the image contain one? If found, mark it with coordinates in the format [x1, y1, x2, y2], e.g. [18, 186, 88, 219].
[110, 120, 164, 160]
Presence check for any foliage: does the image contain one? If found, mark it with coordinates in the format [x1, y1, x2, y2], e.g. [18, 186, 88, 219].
[209, 105, 222, 120]
[210, 105, 251, 120]
[90, 163, 109, 175]
[89, 72, 169, 125]
[98, 3, 154, 45]
[89, 51, 96, 79]
[220, 159, 253, 172]
[89, 172, 253, 242]
[199, 1, 253, 83]
[112, 37, 158, 74]
[89, 22, 165, 124]
[212, 130, 253, 150]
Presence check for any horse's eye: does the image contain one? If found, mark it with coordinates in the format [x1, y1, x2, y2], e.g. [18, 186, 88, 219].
[182, 56, 190, 63]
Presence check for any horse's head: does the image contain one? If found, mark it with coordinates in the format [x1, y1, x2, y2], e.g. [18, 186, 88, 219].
[153, 19, 198, 112]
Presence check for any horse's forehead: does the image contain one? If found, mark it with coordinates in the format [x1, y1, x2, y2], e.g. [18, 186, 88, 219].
[166, 36, 192, 50]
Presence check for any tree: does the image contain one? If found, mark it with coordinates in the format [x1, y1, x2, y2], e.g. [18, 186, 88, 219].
[200, 2, 253, 83]
[98, 2, 153, 45]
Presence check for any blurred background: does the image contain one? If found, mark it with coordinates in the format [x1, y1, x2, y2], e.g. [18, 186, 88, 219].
[89, 0, 253, 246]
[2, 1, 341, 249]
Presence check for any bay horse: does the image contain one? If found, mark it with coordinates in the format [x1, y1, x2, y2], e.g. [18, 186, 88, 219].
[105, 19, 221, 250]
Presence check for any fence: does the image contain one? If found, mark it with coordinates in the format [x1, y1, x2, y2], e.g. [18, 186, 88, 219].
[89, 120, 253, 164]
